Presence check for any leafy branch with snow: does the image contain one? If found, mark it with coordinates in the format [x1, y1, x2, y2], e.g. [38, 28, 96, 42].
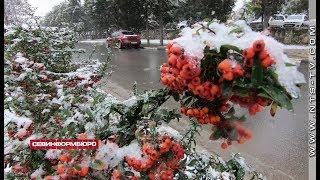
[160, 21, 305, 148]
[4, 23, 270, 180]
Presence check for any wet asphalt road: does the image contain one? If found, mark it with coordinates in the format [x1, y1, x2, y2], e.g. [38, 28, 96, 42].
[75, 42, 309, 179]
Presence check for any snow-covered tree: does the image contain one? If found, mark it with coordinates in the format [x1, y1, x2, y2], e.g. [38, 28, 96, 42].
[281, 0, 308, 15]
[4, 0, 35, 25]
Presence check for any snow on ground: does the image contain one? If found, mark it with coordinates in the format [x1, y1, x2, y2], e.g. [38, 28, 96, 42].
[140, 39, 169, 45]
[79, 39, 106, 44]
[79, 39, 169, 46]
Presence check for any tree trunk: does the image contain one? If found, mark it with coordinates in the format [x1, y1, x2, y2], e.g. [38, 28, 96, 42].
[159, 19, 164, 46]
[146, 22, 150, 46]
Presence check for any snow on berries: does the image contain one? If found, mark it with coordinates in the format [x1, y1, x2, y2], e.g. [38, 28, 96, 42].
[161, 21, 305, 149]
[126, 136, 185, 180]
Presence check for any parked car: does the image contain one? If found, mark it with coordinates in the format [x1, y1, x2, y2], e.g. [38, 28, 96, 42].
[283, 14, 309, 28]
[177, 20, 188, 29]
[268, 14, 286, 28]
[106, 30, 141, 49]
[249, 17, 263, 31]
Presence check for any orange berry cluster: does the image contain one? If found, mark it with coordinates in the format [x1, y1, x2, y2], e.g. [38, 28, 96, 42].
[161, 42, 221, 100]
[126, 136, 185, 180]
[220, 122, 253, 149]
[243, 39, 276, 68]
[55, 152, 89, 179]
[111, 169, 122, 180]
[180, 106, 221, 125]
[187, 78, 221, 100]
[230, 95, 270, 115]
[218, 59, 244, 81]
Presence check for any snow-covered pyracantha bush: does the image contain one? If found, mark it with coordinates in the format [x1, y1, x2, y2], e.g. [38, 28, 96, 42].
[160, 20, 305, 149]
[4, 24, 264, 180]
[4, 24, 78, 73]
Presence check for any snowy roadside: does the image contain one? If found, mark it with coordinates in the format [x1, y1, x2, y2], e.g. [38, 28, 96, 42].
[79, 39, 309, 49]
[78, 39, 169, 46]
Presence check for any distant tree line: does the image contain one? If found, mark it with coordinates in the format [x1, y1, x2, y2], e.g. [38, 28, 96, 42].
[41, 0, 236, 43]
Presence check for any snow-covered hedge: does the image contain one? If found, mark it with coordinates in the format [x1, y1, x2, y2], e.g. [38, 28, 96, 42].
[4, 25, 264, 180]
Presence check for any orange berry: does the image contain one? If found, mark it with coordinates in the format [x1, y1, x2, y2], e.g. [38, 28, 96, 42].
[259, 49, 269, 60]
[221, 142, 228, 149]
[223, 72, 234, 81]
[170, 44, 183, 55]
[44, 176, 54, 180]
[245, 58, 254, 67]
[193, 108, 200, 116]
[59, 153, 71, 163]
[191, 77, 201, 85]
[202, 107, 209, 114]
[79, 166, 89, 177]
[238, 137, 246, 144]
[167, 41, 174, 50]
[168, 54, 178, 67]
[209, 116, 217, 123]
[261, 58, 271, 68]
[160, 66, 170, 73]
[195, 85, 204, 95]
[78, 132, 88, 140]
[253, 39, 265, 52]
[218, 59, 232, 72]
[234, 65, 244, 76]
[210, 85, 220, 95]
[243, 48, 255, 59]
[57, 164, 65, 174]
[186, 109, 194, 116]
[176, 56, 188, 69]
[180, 107, 187, 114]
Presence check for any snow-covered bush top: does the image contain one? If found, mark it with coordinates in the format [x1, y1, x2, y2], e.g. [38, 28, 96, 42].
[173, 20, 305, 98]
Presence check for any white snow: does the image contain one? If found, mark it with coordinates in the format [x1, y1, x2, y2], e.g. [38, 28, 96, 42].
[30, 166, 45, 179]
[45, 149, 62, 159]
[4, 164, 12, 173]
[79, 39, 106, 44]
[172, 20, 306, 98]
[156, 125, 183, 140]
[95, 141, 142, 168]
[4, 109, 33, 128]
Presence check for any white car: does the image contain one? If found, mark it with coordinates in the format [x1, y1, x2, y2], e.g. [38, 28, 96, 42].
[284, 14, 309, 28]
[177, 20, 188, 29]
[268, 14, 286, 28]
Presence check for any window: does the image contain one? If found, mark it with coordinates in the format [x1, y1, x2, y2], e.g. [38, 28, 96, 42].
[273, 16, 284, 20]
[122, 31, 134, 35]
[287, 15, 304, 20]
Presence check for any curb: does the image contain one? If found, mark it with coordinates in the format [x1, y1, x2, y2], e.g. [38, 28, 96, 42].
[142, 46, 166, 50]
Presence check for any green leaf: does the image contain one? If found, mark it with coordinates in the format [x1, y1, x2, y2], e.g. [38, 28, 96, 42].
[229, 27, 243, 34]
[234, 77, 252, 88]
[209, 129, 223, 140]
[259, 84, 293, 110]
[285, 62, 296, 67]
[229, 129, 238, 140]
[172, 92, 180, 102]
[90, 159, 106, 170]
[188, 159, 198, 166]
[233, 86, 250, 97]
[219, 44, 242, 58]
[251, 54, 263, 86]
[221, 81, 233, 98]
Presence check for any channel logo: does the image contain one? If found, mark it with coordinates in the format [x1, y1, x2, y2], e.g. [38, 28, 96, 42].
[29, 139, 99, 150]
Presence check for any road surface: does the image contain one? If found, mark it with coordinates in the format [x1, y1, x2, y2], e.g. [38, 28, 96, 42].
[74, 42, 309, 180]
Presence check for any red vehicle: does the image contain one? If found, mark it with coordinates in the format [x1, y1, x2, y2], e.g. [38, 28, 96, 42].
[106, 30, 141, 49]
